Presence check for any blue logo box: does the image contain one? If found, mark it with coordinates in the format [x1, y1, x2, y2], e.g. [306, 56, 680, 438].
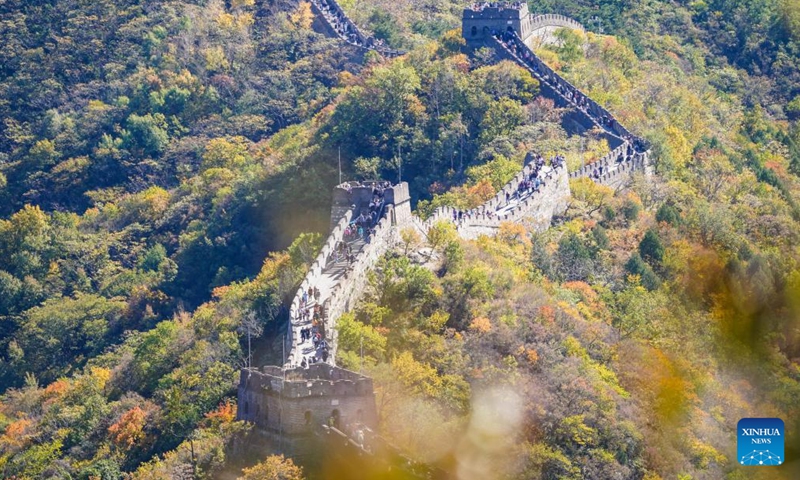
[737, 418, 784, 466]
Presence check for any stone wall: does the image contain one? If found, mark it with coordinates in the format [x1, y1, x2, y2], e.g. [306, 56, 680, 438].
[528, 13, 585, 34]
[322, 205, 403, 361]
[418, 163, 571, 239]
[307, 0, 404, 58]
[285, 182, 411, 368]
[488, 34, 627, 150]
[241, 2, 652, 447]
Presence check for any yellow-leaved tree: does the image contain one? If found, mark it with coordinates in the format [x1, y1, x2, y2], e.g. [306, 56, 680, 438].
[239, 454, 304, 480]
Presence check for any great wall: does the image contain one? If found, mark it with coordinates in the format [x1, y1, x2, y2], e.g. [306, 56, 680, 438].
[237, 1, 651, 463]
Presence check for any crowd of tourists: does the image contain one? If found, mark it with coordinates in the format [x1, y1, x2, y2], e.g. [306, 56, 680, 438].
[469, 1, 526, 11]
[509, 153, 563, 201]
[295, 285, 330, 367]
[587, 142, 642, 179]
[291, 183, 394, 368]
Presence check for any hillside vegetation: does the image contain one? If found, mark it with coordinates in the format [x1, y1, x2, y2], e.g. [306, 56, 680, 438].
[0, 0, 799, 479]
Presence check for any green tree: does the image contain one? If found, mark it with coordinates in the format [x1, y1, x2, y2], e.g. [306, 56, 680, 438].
[639, 229, 665, 265]
[656, 203, 680, 225]
[556, 233, 593, 281]
[28, 139, 59, 167]
[138, 244, 168, 272]
[552, 28, 585, 64]
[479, 98, 525, 144]
[15, 294, 125, 383]
[123, 113, 169, 157]
[625, 253, 660, 291]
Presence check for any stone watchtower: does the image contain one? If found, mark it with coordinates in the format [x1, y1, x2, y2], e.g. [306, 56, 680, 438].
[237, 364, 378, 436]
[462, 2, 585, 50]
[462, 2, 532, 47]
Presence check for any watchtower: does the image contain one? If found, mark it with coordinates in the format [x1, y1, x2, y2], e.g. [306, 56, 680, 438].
[462, 2, 532, 46]
[462, 2, 586, 50]
[237, 364, 378, 436]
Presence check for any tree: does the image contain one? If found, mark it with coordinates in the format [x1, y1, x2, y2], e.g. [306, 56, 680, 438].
[15, 293, 126, 383]
[466, 155, 520, 190]
[613, 283, 668, 339]
[0, 204, 52, 278]
[123, 114, 169, 157]
[552, 28, 586, 64]
[238, 455, 304, 480]
[479, 98, 526, 144]
[787, 95, 800, 120]
[201, 137, 252, 171]
[400, 227, 422, 255]
[639, 229, 665, 265]
[556, 233, 593, 281]
[28, 139, 59, 167]
[336, 313, 386, 364]
[109, 406, 147, 450]
[289, 2, 314, 30]
[426, 220, 458, 254]
[624, 253, 660, 291]
[570, 178, 614, 215]
[440, 29, 466, 54]
[473, 61, 540, 103]
[655, 203, 680, 225]
[138, 244, 168, 272]
[591, 225, 609, 252]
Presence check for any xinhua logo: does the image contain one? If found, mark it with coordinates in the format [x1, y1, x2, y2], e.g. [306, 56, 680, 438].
[737, 418, 784, 466]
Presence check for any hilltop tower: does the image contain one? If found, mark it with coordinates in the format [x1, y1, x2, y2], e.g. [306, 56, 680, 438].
[463, 2, 533, 46]
[462, 2, 585, 50]
[237, 364, 378, 436]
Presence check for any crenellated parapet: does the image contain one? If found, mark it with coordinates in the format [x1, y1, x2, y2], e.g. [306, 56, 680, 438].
[528, 13, 586, 34]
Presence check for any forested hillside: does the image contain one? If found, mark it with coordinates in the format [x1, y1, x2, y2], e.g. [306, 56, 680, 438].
[0, 0, 799, 478]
